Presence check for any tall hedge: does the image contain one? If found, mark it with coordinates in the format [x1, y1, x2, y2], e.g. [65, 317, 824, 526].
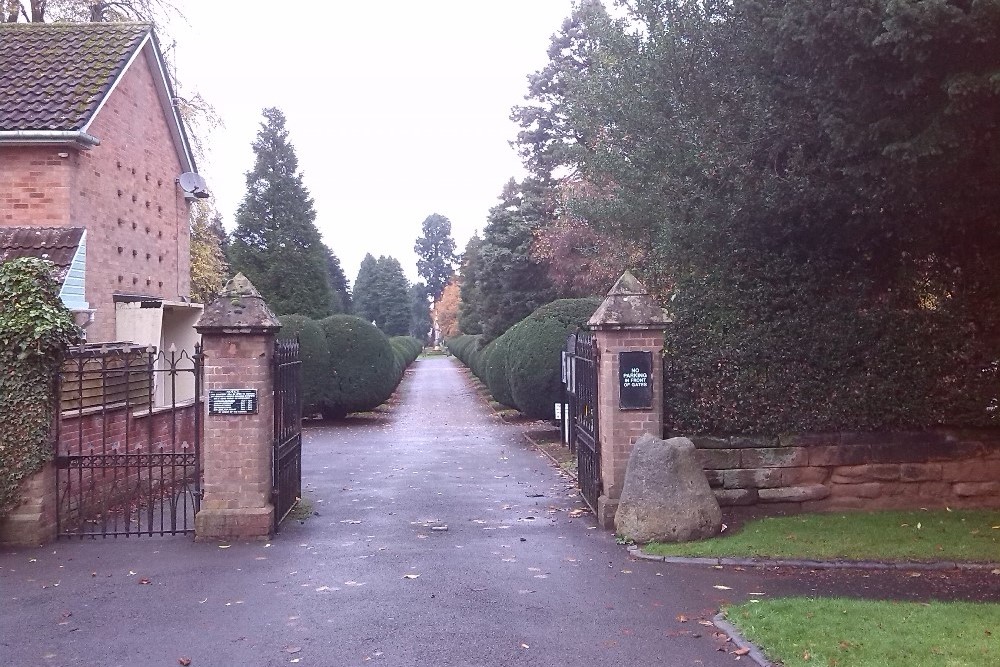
[481, 336, 515, 408]
[318, 315, 397, 418]
[389, 336, 423, 380]
[277, 315, 330, 417]
[664, 267, 999, 435]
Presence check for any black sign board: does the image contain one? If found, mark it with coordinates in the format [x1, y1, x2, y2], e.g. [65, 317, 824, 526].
[619, 351, 653, 409]
[208, 389, 258, 415]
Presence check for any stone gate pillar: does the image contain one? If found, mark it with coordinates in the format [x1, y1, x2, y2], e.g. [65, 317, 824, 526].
[590, 271, 669, 528]
[0, 463, 57, 546]
[195, 274, 281, 541]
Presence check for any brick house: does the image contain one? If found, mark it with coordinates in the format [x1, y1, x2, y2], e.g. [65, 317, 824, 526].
[0, 22, 206, 357]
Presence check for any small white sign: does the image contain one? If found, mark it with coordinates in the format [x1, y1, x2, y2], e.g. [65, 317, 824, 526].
[554, 403, 563, 420]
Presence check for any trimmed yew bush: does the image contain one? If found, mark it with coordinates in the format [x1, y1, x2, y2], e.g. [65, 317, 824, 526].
[505, 298, 601, 419]
[318, 315, 396, 418]
[277, 315, 330, 417]
[481, 335, 515, 408]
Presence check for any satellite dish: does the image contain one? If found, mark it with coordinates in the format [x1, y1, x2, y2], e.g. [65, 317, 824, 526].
[177, 172, 210, 199]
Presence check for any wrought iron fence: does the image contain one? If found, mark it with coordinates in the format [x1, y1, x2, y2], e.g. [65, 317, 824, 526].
[55, 344, 202, 538]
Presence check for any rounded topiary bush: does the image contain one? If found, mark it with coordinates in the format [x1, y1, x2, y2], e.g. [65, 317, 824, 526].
[318, 315, 396, 418]
[446, 334, 484, 369]
[481, 334, 515, 408]
[389, 336, 421, 380]
[505, 298, 601, 419]
[277, 315, 330, 417]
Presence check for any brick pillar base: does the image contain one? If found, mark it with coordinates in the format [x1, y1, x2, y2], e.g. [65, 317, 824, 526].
[0, 463, 57, 547]
[195, 506, 273, 542]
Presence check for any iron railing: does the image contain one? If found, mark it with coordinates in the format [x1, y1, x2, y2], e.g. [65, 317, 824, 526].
[55, 344, 202, 538]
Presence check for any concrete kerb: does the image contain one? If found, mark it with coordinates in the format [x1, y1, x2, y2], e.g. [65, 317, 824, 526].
[712, 613, 775, 667]
[625, 545, 1000, 667]
[625, 545, 1000, 572]
[522, 429, 579, 483]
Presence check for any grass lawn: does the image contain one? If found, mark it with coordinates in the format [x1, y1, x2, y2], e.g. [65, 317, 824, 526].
[725, 597, 999, 667]
[644, 510, 1000, 562]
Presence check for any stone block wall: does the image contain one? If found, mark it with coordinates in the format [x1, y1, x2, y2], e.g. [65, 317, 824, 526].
[691, 431, 1000, 512]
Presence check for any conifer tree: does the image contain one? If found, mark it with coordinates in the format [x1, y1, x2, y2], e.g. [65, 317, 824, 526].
[409, 282, 432, 342]
[413, 213, 457, 302]
[229, 108, 333, 318]
[352, 253, 379, 323]
[325, 247, 351, 314]
[352, 254, 411, 336]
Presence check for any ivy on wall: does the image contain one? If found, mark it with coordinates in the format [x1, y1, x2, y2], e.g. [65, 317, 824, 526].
[0, 258, 78, 519]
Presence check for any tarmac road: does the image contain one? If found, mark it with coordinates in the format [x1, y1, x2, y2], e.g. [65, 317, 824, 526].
[1, 355, 995, 667]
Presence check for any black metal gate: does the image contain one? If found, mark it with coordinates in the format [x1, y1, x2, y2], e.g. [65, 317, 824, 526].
[567, 331, 602, 511]
[272, 338, 302, 532]
[56, 344, 202, 538]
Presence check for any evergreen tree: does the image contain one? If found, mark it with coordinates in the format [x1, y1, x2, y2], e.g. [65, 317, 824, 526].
[457, 234, 484, 335]
[376, 256, 412, 337]
[324, 246, 351, 314]
[409, 282, 432, 342]
[413, 213, 457, 302]
[228, 108, 333, 318]
[352, 253, 379, 323]
[352, 254, 411, 336]
[471, 178, 555, 340]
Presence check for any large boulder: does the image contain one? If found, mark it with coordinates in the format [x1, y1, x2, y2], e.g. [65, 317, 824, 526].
[615, 435, 722, 543]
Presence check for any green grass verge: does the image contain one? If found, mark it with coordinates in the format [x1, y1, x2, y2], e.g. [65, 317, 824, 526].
[645, 510, 1000, 562]
[726, 597, 999, 667]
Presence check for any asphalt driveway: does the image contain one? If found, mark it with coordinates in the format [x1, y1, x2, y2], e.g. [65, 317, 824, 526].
[2, 355, 993, 667]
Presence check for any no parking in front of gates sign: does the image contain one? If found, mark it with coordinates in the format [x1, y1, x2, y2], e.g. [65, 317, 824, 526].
[619, 351, 653, 409]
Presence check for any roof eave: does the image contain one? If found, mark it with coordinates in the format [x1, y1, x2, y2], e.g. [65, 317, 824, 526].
[0, 130, 101, 148]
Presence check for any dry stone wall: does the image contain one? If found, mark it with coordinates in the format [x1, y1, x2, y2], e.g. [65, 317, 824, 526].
[691, 431, 1000, 512]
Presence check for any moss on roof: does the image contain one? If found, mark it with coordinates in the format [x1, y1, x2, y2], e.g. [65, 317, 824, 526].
[0, 22, 151, 131]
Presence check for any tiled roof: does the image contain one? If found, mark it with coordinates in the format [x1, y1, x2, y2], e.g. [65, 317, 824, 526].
[0, 22, 150, 131]
[0, 227, 85, 282]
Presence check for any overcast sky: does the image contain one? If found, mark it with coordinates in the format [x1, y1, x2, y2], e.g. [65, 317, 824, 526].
[168, 1, 576, 285]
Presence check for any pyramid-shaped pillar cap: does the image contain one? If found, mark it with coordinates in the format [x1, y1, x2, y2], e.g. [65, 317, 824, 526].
[196, 272, 282, 334]
[587, 270, 670, 330]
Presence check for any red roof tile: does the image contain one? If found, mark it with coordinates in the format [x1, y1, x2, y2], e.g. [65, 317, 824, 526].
[0, 22, 150, 131]
[0, 226, 85, 282]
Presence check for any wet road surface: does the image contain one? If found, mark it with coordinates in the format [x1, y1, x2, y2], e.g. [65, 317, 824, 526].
[2, 356, 994, 666]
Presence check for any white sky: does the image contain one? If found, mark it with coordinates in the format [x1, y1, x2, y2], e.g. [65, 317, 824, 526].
[167, 1, 576, 285]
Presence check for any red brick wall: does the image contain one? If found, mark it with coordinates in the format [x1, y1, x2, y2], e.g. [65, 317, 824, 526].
[56, 403, 201, 524]
[0, 145, 74, 225]
[75, 50, 192, 341]
[200, 334, 275, 510]
[0, 46, 193, 343]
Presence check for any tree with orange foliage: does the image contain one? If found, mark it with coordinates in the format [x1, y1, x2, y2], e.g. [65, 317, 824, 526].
[433, 278, 461, 341]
